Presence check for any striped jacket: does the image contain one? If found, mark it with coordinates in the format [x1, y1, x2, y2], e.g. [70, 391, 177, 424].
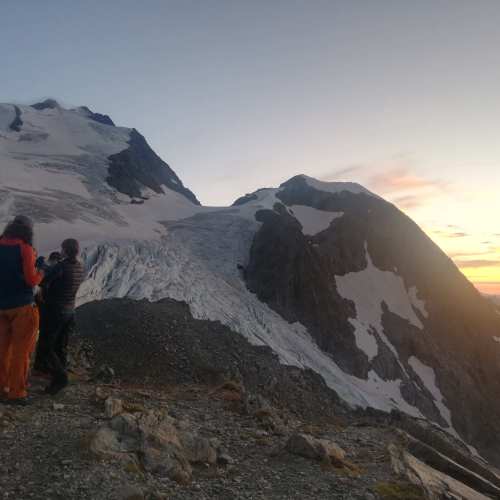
[42, 258, 84, 312]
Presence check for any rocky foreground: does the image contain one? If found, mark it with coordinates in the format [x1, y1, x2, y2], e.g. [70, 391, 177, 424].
[1, 298, 499, 499]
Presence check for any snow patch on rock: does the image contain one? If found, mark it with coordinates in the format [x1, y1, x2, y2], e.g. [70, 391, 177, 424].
[335, 244, 424, 361]
[289, 205, 343, 236]
[408, 356, 453, 431]
[235, 188, 282, 221]
[358, 370, 425, 418]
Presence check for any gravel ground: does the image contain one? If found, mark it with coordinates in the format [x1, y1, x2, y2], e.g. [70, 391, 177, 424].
[0, 378, 399, 500]
[0, 298, 414, 499]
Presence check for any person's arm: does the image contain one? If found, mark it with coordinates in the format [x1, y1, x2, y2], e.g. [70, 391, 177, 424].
[20, 243, 44, 287]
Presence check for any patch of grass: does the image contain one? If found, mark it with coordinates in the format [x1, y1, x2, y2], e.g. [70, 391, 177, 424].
[373, 481, 425, 500]
[210, 380, 243, 401]
[255, 436, 273, 446]
[319, 455, 362, 476]
[124, 460, 144, 476]
[123, 402, 147, 413]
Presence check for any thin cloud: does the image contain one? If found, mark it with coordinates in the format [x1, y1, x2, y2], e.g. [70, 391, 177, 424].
[367, 166, 448, 208]
[433, 230, 469, 238]
[455, 259, 500, 268]
[319, 160, 454, 211]
[369, 168, 449, 193]
[448, 250, 491, 258]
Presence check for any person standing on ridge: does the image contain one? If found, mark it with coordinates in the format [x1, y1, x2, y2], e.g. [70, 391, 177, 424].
[41, 239, 84, 395]
[0, 215, 44, 406]
[33, 251, 62, 376]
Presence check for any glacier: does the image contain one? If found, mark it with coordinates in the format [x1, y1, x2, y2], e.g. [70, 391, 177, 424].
[77, 208, 430, 420]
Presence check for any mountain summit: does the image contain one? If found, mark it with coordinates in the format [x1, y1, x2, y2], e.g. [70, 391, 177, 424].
[0, 101, 199, 249]
[1, 101, 499, 465]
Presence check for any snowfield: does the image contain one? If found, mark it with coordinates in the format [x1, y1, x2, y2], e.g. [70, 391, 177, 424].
[289, 204, 343, 236]
[408, 356, 453, 431]
[335, 244, 426, 361]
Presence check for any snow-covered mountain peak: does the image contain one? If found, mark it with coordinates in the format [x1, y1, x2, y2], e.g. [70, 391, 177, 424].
[0, 101, 130, 156]
[0, 100, 200, 251]
[31, 98, 61, 110]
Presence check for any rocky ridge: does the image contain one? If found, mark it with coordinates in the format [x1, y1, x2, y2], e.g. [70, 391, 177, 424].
[2, 297, 500, 499]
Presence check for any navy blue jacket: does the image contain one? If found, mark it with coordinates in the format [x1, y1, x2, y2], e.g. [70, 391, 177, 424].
[0, 237, 43, 310]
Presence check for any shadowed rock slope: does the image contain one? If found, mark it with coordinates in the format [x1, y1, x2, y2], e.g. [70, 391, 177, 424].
[244, 175, 500, 465]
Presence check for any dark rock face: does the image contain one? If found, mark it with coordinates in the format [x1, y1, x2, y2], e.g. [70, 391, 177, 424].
[107, 129, 200, 205]
[246, 204, 368, 377]
[9, 106, 23, 132]
[244, 175, 500, 464]
[232, 192, 262, 206]
[31, 98, 60, 110]
[78, 106, 115, 126]
[89, 113, 114, 126]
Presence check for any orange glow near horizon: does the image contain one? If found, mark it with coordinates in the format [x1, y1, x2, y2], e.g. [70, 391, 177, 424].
[461, 266, 500, 295]
[420, 226, 500, 296]
[473, 282, 500, 295]
[417, 212, 500, 297]
[355, 166, 500, 298]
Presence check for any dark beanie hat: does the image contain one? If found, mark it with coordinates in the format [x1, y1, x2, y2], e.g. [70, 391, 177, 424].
[62, 238, 80, 259]
[13, 215, 34, 228]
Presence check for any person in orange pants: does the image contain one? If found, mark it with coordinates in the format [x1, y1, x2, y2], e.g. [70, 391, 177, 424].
[0, 216, 44, 405]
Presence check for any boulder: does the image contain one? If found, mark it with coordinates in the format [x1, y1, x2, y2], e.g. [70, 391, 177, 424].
[105, 397, 123, 418]
[389, 443, 495, 500]
[179, 431, 217, 464]
[89, 427, 124, 459]
[286, 433, 346, 464]
[88, 409, 218, 483]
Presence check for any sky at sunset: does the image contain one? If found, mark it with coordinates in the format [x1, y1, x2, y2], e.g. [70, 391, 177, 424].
[1, 0, 499, 293]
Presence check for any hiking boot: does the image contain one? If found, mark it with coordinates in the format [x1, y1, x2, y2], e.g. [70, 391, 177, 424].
[44, 379, 68, 396]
